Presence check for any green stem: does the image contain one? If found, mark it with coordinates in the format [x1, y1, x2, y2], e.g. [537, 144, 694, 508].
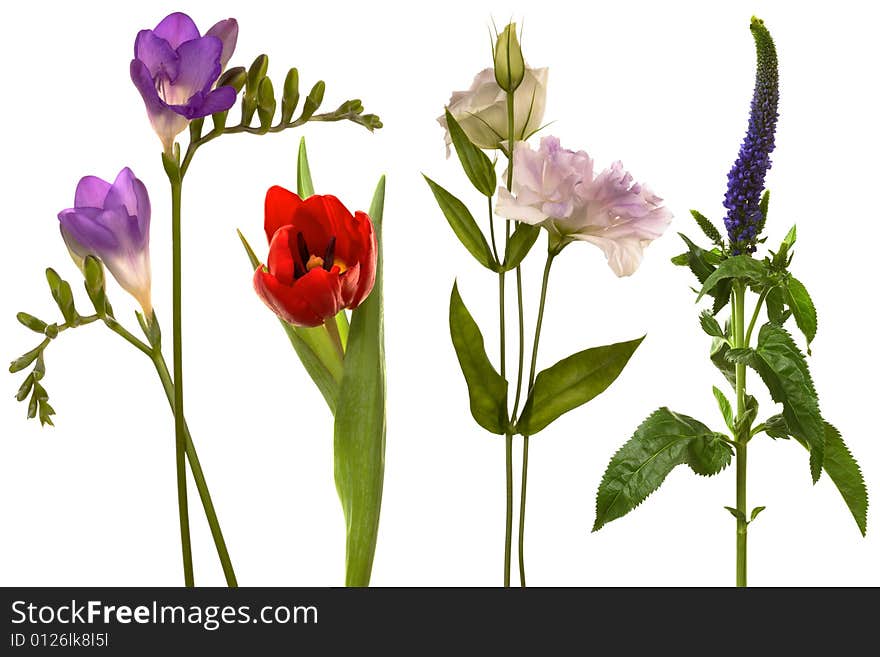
[504, 433, 513, 587]
[324, 315, 345, 360]
[517, 252, 555, 588]
[745, 288, 768, 346]
[151, 349, 238, 586]
[733, 280, 748, 588]
[487, 196, 500, 265]
[169, 167, 194, 587]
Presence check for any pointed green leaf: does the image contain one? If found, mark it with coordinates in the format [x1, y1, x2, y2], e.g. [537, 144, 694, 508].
[334, 176, 386, 586]
[751, 323, 824, 481]
[816, 423, 867, 536]
[712, 386, 734, 431]
[784, 277, 817, 350]
[766, 285, 786, 324]
[687, 432, 733, 476]
[699, 310, 725, 339]
[502, 223, 540, 271]
[594, 408, 714, 531]
[445, 109, 497, 196]
[725, 347, 756, 364]
[750, 506, 766, 522]
[710, 337, 737, 389]
[690, 210, 723, 246]
[696, 255, 767, 301]
[424, 175, 497, 271]
[297, 137, 315, 198]
[675, 234, 731, 313]
[725, 506, 746, 522]
[735, 394, 759, 435]
[449, 282, 508, 434]
[763, 413, 791, 439]
[281, 68, 300, 123]
[517, 337, 644, 436]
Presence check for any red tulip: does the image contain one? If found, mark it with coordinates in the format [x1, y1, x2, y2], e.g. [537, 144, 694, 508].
[253, 186, 377, 327]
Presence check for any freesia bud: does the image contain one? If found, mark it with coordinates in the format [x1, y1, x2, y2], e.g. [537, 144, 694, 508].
[216, 66, 248, 93]
[253, 188, 377, 327]
[494, 23, 525, 92]
[57, 168, 153, 316]
[130, 12, 239, 153]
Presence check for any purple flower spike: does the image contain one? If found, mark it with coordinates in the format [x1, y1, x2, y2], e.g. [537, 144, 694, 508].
[130, 12, 239, 153]
[58, 168, 152, 316]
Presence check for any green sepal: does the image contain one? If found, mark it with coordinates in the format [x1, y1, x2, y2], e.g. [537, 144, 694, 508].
[83, 256, 111, 317]
[423, 175, 498, 271]
[594, 408, 716, 531]
[517, 336, 644, 436]
[281, 68, 300, 124]
[136, 311, 161, 349]
[299, 81, 325, 122]
[444, 109, 497, 197]
[256, 77, 276, 131]
[502, 223, 540, 271]
[189, 117, 204, 141]
[333, 175, 386, 586]
[449, 282, 508, 434]
[16, 313, 46, 334]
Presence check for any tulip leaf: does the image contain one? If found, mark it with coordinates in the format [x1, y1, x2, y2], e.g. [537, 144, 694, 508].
[449, 282, 509, 435]
[783, 277, 817, 351]
[517, 337, 644, 436]
[445, 109, 497, 197]
[696, 255, 767, 302]
[424, 176, 498, 271]
[237, 229, 341, 413]
[281, 68, 300, 124]
[750, 323, 824, 482]
[334, 175, 386, 586]
[502, 223, 540, 271]
[297, 137, 315, 198]
[594, 408, 715, 531]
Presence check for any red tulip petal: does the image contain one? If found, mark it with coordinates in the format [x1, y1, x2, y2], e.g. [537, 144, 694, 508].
[291, 195, 348, 259]
[266, 226, 297, 285]
[338, 262, 362, 307]
[292, 267, 344, 321]
[264, 186, 304, 244]
[253, 268, 323, 327]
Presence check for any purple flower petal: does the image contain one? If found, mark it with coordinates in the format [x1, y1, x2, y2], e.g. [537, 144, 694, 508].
[206, 18, 238, 70]
[103, 169, 151, 247]
[167, 36, 222, 101]
[169, 85, 237, 119]
[74, 176, 111, 209]
[130, 59, 188, 152]
[58, 207, 124, 252]
[134, 29, 179, 80]
[152, 12, 201, 48]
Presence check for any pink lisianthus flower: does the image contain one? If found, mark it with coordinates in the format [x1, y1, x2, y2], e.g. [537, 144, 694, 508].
[495, 137, 672, 276]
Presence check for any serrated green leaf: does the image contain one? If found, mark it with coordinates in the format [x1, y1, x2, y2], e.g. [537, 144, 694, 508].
[281, 68, 300, 123]
[670, 253, 689, 266]
[699, 310, 725, 339]
[696, 255, 767, 302]
[445, 109, 497, 197]
[334, 175, 386, 586]
[517, 337, 644, 436]
[766, 285, 786, 324]
[424, 176, 497, 270]
[763, 413, 791, 439]
[735, 394, 759, 436]
[593, 408, 713, 531]
[751, 323, 824, 481]
[502, 223, 540, 271]
[710, 337, 737, 389]
[690, 210, 723, 246]
[712, 386, 734, 431]
[725, 347, 756, 364]
[817, 423, 867, 536]
[784, 277, 817, 350]
[676, 234, 731, 313]
[449, 283, 508, 434]
[687, 432, 733, 476]
[750, 506, 766, 522]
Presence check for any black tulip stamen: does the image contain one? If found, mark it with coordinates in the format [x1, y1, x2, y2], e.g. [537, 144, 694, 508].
[293, 261, 305, 279]
[296, 232, 311, 269]
[323, 237, 337, 272]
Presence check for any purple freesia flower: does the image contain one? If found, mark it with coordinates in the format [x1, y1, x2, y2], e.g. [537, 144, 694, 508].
[130, 12, 239, 153]
[58, 168, 152, 316]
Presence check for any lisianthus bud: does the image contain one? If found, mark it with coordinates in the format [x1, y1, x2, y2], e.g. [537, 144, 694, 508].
[494, 23, 525, 92]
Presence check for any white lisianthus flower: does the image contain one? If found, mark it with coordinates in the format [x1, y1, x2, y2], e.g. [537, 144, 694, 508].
[496, 137, 672, 276]
[438, 67, 548, 155]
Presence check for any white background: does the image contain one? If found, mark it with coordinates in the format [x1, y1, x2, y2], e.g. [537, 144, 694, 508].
[1, 0, 877, 587]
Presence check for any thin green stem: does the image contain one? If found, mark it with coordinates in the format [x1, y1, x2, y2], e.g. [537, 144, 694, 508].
[104, 318, 152, 357]
[745, 288, 768, 346]
[733, 280, 748, 588]
[517, 252, 555, 588]
[150, 348, 238, 586]
[504, 433, 513, 587]
[169, 167, 194, 587]
[487, 196, 500, 264]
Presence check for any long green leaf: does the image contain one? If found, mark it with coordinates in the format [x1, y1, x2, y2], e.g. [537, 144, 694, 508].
[815, 423, 868, 536]
[594, 408, 714, 531]
[449, 282, 508, 434]
[751, 323, 824, 481]
[502, 223, 540, 271]
[237, 229, 342, 412]
[297, 137, 315, 197]
[445, 109, 497, 197]
[516, 337, 644, 436]
[784, 277, 817, 350]
[334, 176, 386, 586]
[696, 255, 767, 301]
[424, 175, 498, 271]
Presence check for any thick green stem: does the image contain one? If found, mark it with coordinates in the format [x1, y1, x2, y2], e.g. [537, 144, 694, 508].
[169, 168, 194, 587]
[151, 350, 238, 586]
[517, 252, 555, 588]
[733, 280, 748, 587]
